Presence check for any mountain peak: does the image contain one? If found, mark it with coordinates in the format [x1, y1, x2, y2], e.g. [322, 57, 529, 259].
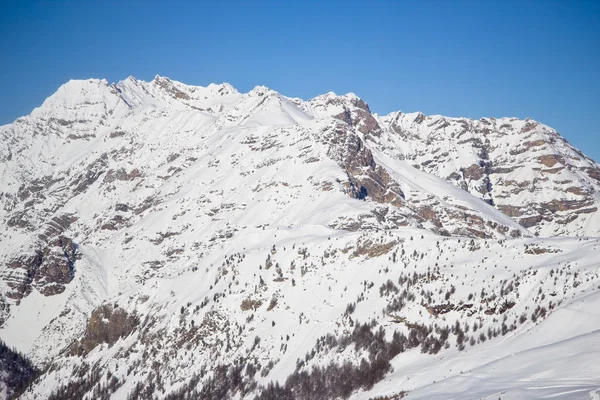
[29, 78, 119, 120]
[248, 85, 279, 97]
[54, 78, 110, 95]
[206, 82, 239, 95]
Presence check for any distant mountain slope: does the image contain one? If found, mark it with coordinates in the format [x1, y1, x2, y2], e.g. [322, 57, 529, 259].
[0, 77, 598, 399]
[375, 111, 600, 237]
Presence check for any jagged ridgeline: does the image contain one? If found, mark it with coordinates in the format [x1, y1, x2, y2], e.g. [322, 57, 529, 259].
[1, 77, 599, 399]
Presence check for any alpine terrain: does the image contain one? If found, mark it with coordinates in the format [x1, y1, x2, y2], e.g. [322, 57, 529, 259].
[1, 76, 599, 400]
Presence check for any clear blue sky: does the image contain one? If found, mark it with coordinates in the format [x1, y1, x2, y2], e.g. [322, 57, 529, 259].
[1, 0, 599, 161]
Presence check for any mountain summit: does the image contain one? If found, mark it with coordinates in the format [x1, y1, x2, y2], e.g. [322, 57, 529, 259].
[1, 77, 599, 399]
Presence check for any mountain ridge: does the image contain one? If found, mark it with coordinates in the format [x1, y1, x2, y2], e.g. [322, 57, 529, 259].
[4, 76, 599, 238]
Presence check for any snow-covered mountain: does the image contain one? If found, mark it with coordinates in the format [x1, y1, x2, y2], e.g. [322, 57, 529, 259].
[0, 76, 599, 399]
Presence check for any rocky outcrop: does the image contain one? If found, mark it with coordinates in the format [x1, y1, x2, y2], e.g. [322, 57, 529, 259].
[73, 154, 109, 193]
[333, 96, 381, 137]
[2, 214, 80, 304]
[154, 76, 191, 100]
[4, 235, 79, 301]
[68, 304, 139, 357]
[323, 123, 404, 207]
[102, 167, 142, 184]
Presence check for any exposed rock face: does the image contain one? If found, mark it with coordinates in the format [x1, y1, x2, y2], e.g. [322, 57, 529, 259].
[1, 211, 80, 309]
[4, 234, 79, 302]
[68, 304, 139, 357]
[154, 76, 191, 100]
[322, 122, 404, 207]
[335, 96, 381, 136]
[308, 92, 382, 137]
[103, 167, 142, 184]
[351, 237, 398, 258]
[73, 154, 109, 193]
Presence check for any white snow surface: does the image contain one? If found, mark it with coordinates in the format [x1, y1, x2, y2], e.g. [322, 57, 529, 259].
[0, 76, 599, 399]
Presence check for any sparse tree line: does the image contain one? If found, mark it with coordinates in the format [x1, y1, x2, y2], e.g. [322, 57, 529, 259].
[0, 339, 39, 399]
[46, 366, 124, 400]
[25, 236, 594, 400]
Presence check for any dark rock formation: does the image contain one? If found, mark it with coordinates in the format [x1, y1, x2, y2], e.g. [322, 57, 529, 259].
[68, 304, 139, 357]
